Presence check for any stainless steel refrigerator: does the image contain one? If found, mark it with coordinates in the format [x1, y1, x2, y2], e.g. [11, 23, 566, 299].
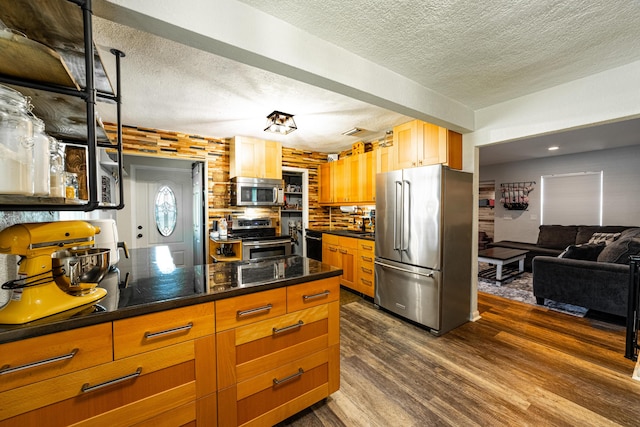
[374, 164, 472, 335]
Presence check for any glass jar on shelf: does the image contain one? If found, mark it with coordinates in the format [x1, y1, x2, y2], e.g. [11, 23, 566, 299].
[31, 116, 51, 196]
[64, 171, 79, 199]
[49, 137, 65, 197]
[0, 84, 34, 195]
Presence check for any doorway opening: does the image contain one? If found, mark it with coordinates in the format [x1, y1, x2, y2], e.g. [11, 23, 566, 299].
[117, 155, 206, 268]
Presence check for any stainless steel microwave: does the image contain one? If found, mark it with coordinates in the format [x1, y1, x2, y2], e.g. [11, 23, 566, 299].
[230, 177, 284, 206]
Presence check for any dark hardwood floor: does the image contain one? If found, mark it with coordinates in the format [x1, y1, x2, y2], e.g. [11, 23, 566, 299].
[278, 290, 640, 426]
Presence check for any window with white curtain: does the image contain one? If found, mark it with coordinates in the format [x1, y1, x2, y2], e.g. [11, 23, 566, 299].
[541, 172, 603, 225]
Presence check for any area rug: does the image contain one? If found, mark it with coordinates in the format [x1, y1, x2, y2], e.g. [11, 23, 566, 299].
[477, 269, 589, 317]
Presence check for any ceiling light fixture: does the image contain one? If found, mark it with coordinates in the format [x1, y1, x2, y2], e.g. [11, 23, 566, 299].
[342, 127, 364, 136]
[548, 146, 559, 151]
[264, 111, 297, 135]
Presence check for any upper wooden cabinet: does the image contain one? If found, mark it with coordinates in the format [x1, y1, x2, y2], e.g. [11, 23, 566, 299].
[230, 136, 282, 179]
[392, 120, 462, 170]
[318, 151, 377, 206]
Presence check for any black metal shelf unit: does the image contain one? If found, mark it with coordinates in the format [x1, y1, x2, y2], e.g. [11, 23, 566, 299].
[0, 0, 124, 211]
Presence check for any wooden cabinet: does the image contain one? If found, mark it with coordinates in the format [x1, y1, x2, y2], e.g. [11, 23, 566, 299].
[355, 239, 375, 298]
[377, 145, 394, 174]
[230, 136, 282, 179]
[360, 151, 377, 203]
[0, 303, 217, 426]
[319, 152, 376, 205]
[321, 234, 357, 290]
[318, 162, 333, 204]
[215, 277, 340, 426]
[392, 119, 462, 170]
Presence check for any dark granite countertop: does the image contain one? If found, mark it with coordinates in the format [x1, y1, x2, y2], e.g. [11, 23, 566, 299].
[307, 228, 375, 241]
[0, 248, 342, 344]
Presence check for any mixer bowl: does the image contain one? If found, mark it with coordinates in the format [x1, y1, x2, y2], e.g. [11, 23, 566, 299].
[52, 248, 110, 295]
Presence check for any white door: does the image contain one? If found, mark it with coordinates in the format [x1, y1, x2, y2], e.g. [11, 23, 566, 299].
[118, 157, 196, 268]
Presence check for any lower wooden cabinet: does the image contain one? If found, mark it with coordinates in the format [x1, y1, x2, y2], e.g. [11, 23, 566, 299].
[0, 303, 217, 427]
[215, 277, 340, 426]
[355, 239, 375, 298]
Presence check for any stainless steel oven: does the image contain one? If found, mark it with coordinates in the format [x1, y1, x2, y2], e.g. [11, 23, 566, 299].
[229, 217, 292, 260]
[242, 237, 291, 260]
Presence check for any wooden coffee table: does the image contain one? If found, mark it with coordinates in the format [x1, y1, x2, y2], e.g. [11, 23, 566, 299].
[477, 247, 529, 282]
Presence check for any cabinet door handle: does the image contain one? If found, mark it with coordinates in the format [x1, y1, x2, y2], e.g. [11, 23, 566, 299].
[273, 368, 304, 386]
[328, 247, 338, 252]
[0, 349, 78, 376]
[361, 245, 373, 250]
[303, 290, 330, 301]
[81, 367, 142, 393]
[361, 267, 372, 274]
[272, 320, 304, 335]
[362, 256, 373, 262]
[144, 322, 193, 339]
[361, 278, 372, 285]
[237, 304, 272, 318]
[339, 249, 347, 254]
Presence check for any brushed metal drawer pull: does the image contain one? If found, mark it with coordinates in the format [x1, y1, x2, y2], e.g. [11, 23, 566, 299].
[272, 320, 304, 335]
[237, 304, 273, 318]
[302, 290, 330, 301]
[361, 245, 373, 250]
[144, 322, 193, 339]
[361, 278, 372, 285]
[81, 367, 142, 393]
[362, 256, 373, 262]
[0, 348, 79, 375]
[273, 368, 304, 386]
[328, 247, 338, 252]
[339, 249, 347, 254]
[361, 267, 373, 274]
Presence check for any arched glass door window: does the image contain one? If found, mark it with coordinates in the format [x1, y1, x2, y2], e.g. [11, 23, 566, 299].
[155, 185, 177, 236]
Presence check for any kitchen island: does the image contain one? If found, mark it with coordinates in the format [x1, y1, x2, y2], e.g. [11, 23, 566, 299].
[0, 248, 342, 426]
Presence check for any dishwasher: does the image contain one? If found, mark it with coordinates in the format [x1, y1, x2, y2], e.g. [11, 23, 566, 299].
[305, 229, 323, 262]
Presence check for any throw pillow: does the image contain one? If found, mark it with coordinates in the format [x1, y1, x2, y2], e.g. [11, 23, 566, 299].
[536, 225, 579, 249]
[597, 237, 640, 264]
[588, 232, 621, 245]
[559, 243, 606, 261]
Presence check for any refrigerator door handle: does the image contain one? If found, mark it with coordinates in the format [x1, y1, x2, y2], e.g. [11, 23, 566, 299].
[394, 180, 403, 251]
[402, 179, 410, 251]
[375, 260, 435, 278]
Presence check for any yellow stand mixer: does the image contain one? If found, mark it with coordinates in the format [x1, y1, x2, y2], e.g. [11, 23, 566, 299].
[0, 220, 109, 324]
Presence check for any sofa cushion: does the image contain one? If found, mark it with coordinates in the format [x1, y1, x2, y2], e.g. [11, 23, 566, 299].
[620, 228, 640, 239]
[597, 237, 640, 264]
[587, 232, 621, 245]
[575, 226, 632, 244]
[536, 225, 579, 249]
[559, 243, 606, 261]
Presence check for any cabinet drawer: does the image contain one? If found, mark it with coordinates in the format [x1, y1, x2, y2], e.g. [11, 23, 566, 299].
[322, 233, 339, 245]
[113, 302, 214, 359]
[358, 240, 374, 253]
[338, 236, 357, 249]
[216, 305, 331, 389]
[287, 277, 340, 313]
[0, 340, 196, 424]
[215, 288, 287, 332]
[0, 323, 112, 393]
[218, 345, 340, 427]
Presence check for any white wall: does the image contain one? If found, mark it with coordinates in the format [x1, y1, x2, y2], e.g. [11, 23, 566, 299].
[480, 144, 640, 243]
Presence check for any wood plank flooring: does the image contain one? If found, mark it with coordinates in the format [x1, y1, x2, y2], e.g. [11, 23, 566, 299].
[277, 290, 640, 426]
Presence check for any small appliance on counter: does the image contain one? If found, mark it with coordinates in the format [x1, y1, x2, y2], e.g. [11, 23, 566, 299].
[87, 219, 129, 269]
[0, 220, 110, 324]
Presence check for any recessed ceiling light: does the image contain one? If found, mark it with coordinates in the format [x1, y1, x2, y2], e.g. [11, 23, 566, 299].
[548, 146, 559, 151]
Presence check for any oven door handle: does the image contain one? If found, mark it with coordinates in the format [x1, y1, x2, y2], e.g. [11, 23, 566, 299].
[244, 240, 291, 248]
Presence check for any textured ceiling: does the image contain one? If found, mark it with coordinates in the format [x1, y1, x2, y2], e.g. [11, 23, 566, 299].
[93, 0, 640, 158]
